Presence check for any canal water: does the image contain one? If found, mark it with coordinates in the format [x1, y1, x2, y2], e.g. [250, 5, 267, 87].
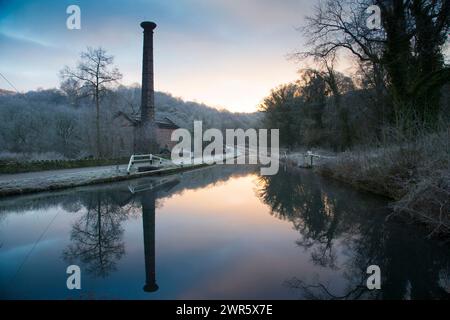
[0, 165, 449, 299]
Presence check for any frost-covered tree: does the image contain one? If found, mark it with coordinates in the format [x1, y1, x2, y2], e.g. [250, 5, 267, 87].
[60, 47, 122, 157]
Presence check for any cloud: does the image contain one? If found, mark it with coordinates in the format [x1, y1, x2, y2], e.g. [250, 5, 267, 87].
[0, 32, 71, 91]
[0, 0, 313, 111]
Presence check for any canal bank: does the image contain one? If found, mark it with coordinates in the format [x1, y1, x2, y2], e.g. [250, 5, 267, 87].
[0, 163, 210, 197]
[0, 149, 243, 198]
[283, 147, 450, 238]
[282, 151, 396, 199]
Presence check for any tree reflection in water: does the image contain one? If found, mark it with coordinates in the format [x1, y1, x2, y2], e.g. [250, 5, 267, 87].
[62, 190, 130, 277]
[1, 164, 447, 299]
[59, 166, 252, 284]
[257, 167, 450, 300]
[257, 168, 344, 269]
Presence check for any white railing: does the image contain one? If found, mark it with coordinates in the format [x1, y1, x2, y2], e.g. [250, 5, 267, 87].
[128, 177, 177, 194]
[171, 146, 239, 165]
[303, 150, 335, 167]
[127, 147, 241, 173]
[127, 154, 172, 174]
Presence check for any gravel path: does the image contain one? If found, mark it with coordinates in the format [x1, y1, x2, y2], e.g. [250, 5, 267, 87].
[0, 163, 201, 197]
[0, 151, 242, 197]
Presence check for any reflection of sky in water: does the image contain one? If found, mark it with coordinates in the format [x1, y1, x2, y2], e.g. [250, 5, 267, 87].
[0, 166, 449, 299]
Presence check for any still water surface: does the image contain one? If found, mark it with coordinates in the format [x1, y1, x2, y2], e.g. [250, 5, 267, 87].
[0, 165, 449, 299]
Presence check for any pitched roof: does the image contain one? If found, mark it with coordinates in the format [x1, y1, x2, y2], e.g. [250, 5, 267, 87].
[155, 116, 179, 129]
[114, 111, 179, 129]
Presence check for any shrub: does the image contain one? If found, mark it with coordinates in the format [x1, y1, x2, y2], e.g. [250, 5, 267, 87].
[316, 130, 450, 236]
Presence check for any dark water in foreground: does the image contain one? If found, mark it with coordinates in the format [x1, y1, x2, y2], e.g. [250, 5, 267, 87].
[0, 165, 449, 300]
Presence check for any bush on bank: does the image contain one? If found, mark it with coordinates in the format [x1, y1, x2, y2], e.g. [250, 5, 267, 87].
[316, 131, 450, 237]
[0, 157, 130, 174]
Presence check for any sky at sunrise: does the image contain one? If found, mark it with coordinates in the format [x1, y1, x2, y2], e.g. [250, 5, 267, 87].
[0, 0, 325, 112]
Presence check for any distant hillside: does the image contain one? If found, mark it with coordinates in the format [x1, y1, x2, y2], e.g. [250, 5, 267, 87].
[0, 88, 15, 96]
[0, 86, 262, 131]
[111, 86, 262, 130]
[156, 91, 262, 130]
[0, 86, 262, 159]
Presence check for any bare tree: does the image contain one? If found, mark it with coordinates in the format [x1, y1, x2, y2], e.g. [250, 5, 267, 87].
[60, 47, 122, 157]
[55, 114, 77, 157]
[299, 0, 450, 130]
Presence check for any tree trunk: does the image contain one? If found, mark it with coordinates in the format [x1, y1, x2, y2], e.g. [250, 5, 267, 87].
[95, 88, 101, 158]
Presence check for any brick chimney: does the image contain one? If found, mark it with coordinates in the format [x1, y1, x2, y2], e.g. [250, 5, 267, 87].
[140, 21, 157, 123]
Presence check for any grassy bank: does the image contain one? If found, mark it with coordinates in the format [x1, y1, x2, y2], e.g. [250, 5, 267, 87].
[315, 131, 450, 237]
[0, 157, 131, 174]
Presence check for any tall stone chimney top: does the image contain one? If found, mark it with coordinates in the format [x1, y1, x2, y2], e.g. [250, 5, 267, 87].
[140, 21, 157, 31]
[140, 21, 157, 124]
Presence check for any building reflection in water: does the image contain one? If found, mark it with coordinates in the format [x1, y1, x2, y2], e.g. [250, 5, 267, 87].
[60, 176, 180, 292]
[57, 166, 254, 294]
[129, 178, 180, 293]
[1, 164, 449, 299]
[141, 192, 158, 292]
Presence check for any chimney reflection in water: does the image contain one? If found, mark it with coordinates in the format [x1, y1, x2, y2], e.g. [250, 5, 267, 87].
[141, 193, 158, 292]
